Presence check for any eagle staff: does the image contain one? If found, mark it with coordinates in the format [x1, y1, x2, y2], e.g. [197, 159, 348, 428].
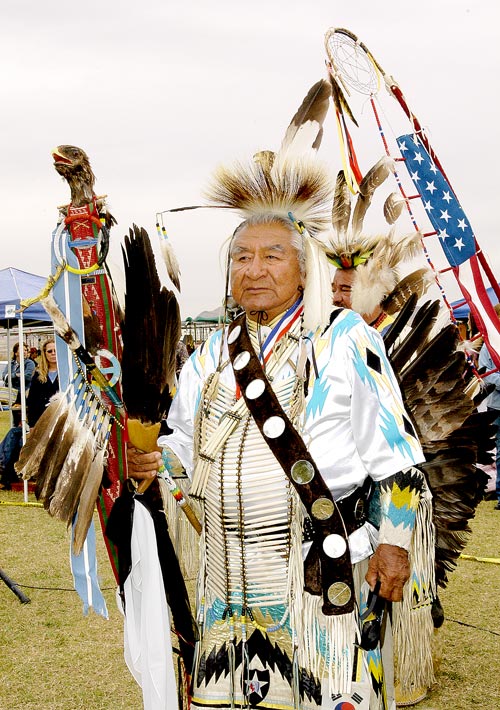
[50, 144, 127, 581]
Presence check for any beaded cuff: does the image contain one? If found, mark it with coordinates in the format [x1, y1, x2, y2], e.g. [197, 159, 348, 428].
[377, 466, 425, 550]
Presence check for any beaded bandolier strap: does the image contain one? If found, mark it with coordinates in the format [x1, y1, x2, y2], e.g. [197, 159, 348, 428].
[227, 313, 355, 616]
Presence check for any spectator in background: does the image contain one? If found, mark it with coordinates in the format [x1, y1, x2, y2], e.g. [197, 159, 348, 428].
[27, 339, 59, 428]
[0, 408, 23, 490]
[175, 340, 189, 379]
[29, 346, 40, 364]
[332, 267, 395, 335]
[2, 343, 36, 403]
[478, 303, 500, 510]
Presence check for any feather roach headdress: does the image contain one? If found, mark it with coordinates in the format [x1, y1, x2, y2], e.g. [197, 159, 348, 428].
[204, 79, 335, 331]
[327, 158, 430, 316]
[205, 154, 333, 238]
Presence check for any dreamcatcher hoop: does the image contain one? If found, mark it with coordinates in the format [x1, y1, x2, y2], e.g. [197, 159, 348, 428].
[325, 27, 381, 96]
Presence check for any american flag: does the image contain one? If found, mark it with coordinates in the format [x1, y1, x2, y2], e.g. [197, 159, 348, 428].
[398, 133, 500, 367]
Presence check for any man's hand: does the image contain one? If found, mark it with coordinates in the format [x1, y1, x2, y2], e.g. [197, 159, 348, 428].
[365, 543, 410, 602]
[126, 444, 162, 481]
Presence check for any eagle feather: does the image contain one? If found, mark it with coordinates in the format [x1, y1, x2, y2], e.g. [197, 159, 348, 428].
[15, 392, 70, 480]
[277, 79, 332, 162]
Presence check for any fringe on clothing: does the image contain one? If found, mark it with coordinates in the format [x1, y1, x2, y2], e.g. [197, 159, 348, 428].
[159, 476, 201, 582]
[392, 481, 435, 695]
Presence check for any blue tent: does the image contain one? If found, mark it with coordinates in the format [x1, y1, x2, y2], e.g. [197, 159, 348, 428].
[450, 285, 500, 319]
[0, 268, 52, 501]
[0, 268, 52, 325]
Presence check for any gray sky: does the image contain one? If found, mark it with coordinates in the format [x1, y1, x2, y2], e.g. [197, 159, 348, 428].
[1, 0, 499, 318]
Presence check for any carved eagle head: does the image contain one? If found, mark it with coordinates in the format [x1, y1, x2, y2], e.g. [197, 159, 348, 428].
[52, 145, 95, 204]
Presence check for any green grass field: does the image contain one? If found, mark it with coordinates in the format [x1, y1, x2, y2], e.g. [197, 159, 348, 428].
[1, 412, 499, 709]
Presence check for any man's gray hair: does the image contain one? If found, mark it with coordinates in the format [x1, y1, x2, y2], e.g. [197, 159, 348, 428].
[230, 214, 306, 277]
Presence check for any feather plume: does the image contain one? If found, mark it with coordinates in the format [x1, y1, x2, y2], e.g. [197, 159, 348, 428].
[15, 392, 70, 480]
[384, 191, 406, 224]
[331, 170, 351, 240]
[159, 236, 181, 292]
[277, 79, 332, 161]
[302, 235, 333, 331]
[331, 80, 357, 125]
[205, 80, 333, 238]
[388, 300, 441, 374]
[32, 403, 72, 499]
[72, 436, 108, 555]
[328, 71, 358, 126]
[121, 225, 181, 423]
[351, 156, 394, 238]
[48, 402, 98, 523]
[37, 406, 79, 505]
[350, 231, 422, 316]
[41, 290, 87, 350]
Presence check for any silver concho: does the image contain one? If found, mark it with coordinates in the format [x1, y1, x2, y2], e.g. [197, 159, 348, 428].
[233, 350, 251, 370]
[245, 379, 266, 400]
[227, 325, 241, 344]
[327, 582, 352, 607]
[311, 497, 334, 520]
[262, 416, 286, 438]
[322, 533, 347, 559]
[291, 460, 315, 485]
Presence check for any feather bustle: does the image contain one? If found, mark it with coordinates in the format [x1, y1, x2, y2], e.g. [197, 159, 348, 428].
[383, 300, 495, 590]
[383, 268, 434, 315]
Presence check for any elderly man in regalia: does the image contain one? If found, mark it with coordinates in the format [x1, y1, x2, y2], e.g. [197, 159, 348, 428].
[128, 142, 428, 710]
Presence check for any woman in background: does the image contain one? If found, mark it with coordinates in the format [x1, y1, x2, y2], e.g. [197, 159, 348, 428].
[2, 342, 36, 401]
[27, 339, 59, 428]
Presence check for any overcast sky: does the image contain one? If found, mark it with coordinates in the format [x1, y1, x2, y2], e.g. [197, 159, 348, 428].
[1, 0, 499, 319]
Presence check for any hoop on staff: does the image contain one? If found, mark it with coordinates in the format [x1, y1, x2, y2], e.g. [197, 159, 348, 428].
[52, 219, 110, 275]
[325, 27, 381, 96]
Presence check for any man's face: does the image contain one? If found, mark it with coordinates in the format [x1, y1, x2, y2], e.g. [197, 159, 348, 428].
[332, 268, 355, 308]
[230, 222, 304, 322]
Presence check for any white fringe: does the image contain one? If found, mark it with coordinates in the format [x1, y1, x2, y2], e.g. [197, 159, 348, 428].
[392, 481, 436, 694]
[299, 593, 357, 697]
[159, 476, 201, 582]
